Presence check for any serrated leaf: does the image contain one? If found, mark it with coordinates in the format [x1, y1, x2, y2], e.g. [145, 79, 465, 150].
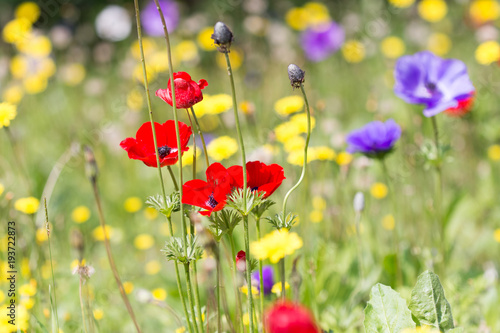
[364, 283, 415, 333]
[409, 271, 454, 331]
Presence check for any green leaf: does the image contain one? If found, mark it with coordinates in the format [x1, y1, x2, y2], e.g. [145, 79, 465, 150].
[409, 271, 454, 331]
[364, 283, 415, 333]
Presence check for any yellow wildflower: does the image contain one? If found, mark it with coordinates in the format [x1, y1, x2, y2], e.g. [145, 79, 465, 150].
[427, 33, 451, 56]
[274, 95, 304, 117]
[418, 0, 447, 22]
[176, 327, 187, 333]
[251, 229, 303, 263]
[175, 40, 199, 63]
[19, 280, 37, 297]
[123, 281, 134, 294]
[0, 102, 17, 128]
[200, 94, 232, 115]
[144, 207, 159, 220]
[145, 260, 161, 275]
[127, 88, 144, 111]
[475, 41, 500, 65]
[207, 136, 238, 161]
[15, 2, 41, 23]
[14, 197, 39, 214]
[182, 145, 201, 166]
[216, 48, 243, 70]
[60, 63, 86, 86]
[312, 196, 326, 210]
[130, 38, 156, 60]
[274, 122, 302, 143]
[271, 282, 290, 294]
[71, 259, 86, 271]
[370, 182, 388, 199]
[152, 288, 167, 301]
[133, 63, 156, 84]
[240, 285, 259, 295]
[287, 150, 314, 166]
[470, 0, 500, 24]
[0, 290, 4, 303]
[92, 225, 113, 241]
[2, 18, 32, 44]
[388, 0, 415, 8]
[71, 206, 91, 223]
[36, 228, 48, 243]
[336, 151, 353, 166]
[309, 210, 323, 223]
[494, 228, 500, 242]
[380, 36, 405, 59]
[0, 183, 4, 196]
[284, 136, 305, 153]
[93, 309, 104, 320]
[3, 85, 24, 104]
[124, 197, 142, 213]
[488, 144, 500, 161]
[342, 40, 365, 63]
[382, 214, 396, 231]
[134, 234, 155, 250]
[290, 113, 316, 133]
[149, 50, 171, 72]
[16, 35, 52, 57]
[285, 2, 330, 30]
[197, 27, 216, 51]
[313, 146, 336, 160]
[20, 297, 35, 310]
[240, 100, 255, 115]
[24, 75, 48, 94]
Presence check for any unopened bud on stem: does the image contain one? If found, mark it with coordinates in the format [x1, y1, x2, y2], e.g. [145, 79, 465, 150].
[84, 146, 98, 183]
[287, 64, 305, 88]
[211, 21, 234, 53]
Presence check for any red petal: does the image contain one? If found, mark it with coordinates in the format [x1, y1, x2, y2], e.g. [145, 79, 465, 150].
[198, 79, 208, 90]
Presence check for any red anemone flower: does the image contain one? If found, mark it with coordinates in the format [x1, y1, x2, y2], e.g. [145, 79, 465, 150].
[120, 120, 191, 167]
[155, 72, 208, 109]
[229, 161, 285, 199]
[265, 302, 320, 333]
[182, 163, 234, 216]
[235, 250, 246, 272]
[444, 94, 474, 117]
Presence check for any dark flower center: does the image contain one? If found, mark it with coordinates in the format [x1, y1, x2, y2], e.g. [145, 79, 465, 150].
[425, 82, 437, 92]
[158, 145, 172, 159]
[251, 186, 259, 191]
[206, 193, 218, 209]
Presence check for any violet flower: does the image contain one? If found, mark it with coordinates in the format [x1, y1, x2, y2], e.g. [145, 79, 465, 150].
[141, 0, 179, 36]
[252, 266, 274, 296]
[346, 119, 401, 158]
[300, 21, 345, 62]
[394, 51, 475, 117]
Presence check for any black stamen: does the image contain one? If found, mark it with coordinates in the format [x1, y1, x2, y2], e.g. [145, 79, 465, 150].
[251, 186, 259, 191]
[206, 193, 218, 209]
[425, 82, 436, 91]
[158, 145, 172, 159]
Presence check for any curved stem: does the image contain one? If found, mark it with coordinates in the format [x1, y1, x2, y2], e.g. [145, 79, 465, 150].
[282, 84, 312, 214]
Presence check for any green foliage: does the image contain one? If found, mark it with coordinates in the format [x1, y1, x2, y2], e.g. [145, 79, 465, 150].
[363, 284, 415, 333]
[409, 271, 454, 331]
[146, 192, 180, 218]
[161, 236, 204, 264]
[226, 187, 266, 216]
[208, 209, 242, 241]
[266, 212, 297, 230]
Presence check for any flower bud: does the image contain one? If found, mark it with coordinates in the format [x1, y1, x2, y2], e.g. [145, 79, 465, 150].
[236, 250, 246, 272]
[287, 64, 305, 88]
[84, 145, 98, 183]
[211, 21, 234, 53]
[353, 192, 365, 212]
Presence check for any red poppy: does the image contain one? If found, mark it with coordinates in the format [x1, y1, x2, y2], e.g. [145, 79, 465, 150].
[228, 161, 285, 199]
[155, 72, 208, 109]
[265, 302, 320, 333]
[120, 121, 191, 167]
[182, 163, 234, 216]
[444, 94, 474, 117]
[236, 250, 246, 272]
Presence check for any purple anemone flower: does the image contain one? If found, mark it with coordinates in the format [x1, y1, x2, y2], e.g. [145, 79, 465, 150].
[252, 266, 274, 296]
[300, 22, 345, 62]
[141, 0, 179, 36]
[394, 51, 475, 117]
[346, 119, 401, 158]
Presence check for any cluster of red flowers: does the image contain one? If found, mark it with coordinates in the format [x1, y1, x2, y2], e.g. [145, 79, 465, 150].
[183, 161, 285, 216]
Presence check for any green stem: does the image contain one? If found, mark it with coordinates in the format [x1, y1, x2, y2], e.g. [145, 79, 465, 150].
[133, 2, 190, 331]
[224, 51, 255, 332]
[282, 84, 312, 214]
[190, 106, 210, 168]
[380, 159, 403, 287]
[79, 277, 89, 333]
[431, 116, 445, 271]
[167, 166, 179, 191]
[256, 217, 265, 331]
[184, 263, 200, 333]
[44, 199, 60, 332]
[280, 259, 286, 302]
[216, 241, 222, 332]
[229, 233, 245, 333]
[354, 211, 364, 281]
